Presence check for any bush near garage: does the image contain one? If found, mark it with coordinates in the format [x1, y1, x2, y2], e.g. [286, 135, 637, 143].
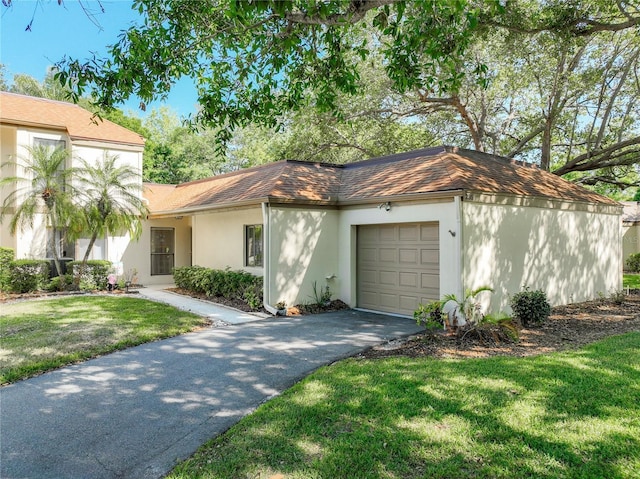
[510, 287, 551, 327]
[626, 253, 640, 273]
[173, 265, 263, 309]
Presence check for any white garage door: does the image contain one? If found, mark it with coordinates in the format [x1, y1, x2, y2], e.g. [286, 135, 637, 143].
[357, 222, 440, 316]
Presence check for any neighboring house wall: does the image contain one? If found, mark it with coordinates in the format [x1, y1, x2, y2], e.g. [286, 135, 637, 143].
[191, 207, 264, 276]
[1, 93, 146, 277]
[265, 206, 339, 307]
[337, 198, 462, 310]
[623, 225, 639, 265]
[1, 126, 70, 261]
[462, 196, 622, 312]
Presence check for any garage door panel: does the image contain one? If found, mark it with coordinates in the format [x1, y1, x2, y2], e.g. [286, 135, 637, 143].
[421, 273, 439, 289]
[398, 248, 418, 264]
[420, 225, 439, 241]
[359, 291, 378, 307]
[420, 249, 439, 265]
[379, 293, 398, 309]
[379, 248, 396, 263]
[359, 269, 377, 284]
[379, 270, 397, 286]
[400, 295, 419, 312]
[379, 225, 397, 241]
[359, 227, 378, 243]
[359, 247, 377, 262]
[399, 272, 418, 288]
[398, 224, 419, 241]
[357, 222, 440, 316]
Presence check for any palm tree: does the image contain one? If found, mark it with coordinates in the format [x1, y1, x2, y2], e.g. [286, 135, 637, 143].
[0, 144, 78, 277]
[74, 153, 148, 269]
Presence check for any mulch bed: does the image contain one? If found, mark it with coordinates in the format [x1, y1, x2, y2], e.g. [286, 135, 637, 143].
[167, 287, 351, 315]
[357, 293, 640, 360]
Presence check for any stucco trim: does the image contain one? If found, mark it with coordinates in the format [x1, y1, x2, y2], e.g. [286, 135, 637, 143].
[464, 191, 622, 215]
[337, 189, 465, 206]
[71, 139, 145, 152]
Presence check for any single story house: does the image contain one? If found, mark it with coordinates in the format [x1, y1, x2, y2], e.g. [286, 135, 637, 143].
[0, 92, 145, 270]
[134, 146, 623, 316]
[0, 92, 623, 316]
[622, 201, 640, 265]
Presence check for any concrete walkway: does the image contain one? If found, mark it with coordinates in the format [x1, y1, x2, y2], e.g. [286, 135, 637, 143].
[136, 284, 270, 325]
[0, 297, 424, 479]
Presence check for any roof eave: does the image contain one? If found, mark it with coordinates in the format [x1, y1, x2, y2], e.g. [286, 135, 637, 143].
[149, 197, 268, 218]
[338, 189, 465, 206]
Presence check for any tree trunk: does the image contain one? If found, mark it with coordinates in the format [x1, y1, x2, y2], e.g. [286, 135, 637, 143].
[49, 230, 63, 278]
[78, 232, 99, 281]
[540, 117, 553, 171]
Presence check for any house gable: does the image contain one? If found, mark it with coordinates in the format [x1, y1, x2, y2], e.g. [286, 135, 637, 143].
[0, 92, 145, 148]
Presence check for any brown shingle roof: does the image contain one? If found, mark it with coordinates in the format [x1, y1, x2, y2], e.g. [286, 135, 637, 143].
[143, 183, 178, 212]
[149, 161, 342, 214]
[340, 147, 618, 205]
[622, 202, 640, 223]
[146, 146, 619, 215]
[0, 92, 145, 147]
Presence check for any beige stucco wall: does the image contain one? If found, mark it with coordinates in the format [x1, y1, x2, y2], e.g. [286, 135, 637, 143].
[265, 206, 339, 307]
[337, 198, 462, 310]
[0, 125, 17, 251]
[191, 207, 264, 275]
[623, 224, 639, 267]
[1, 126, 68, 260]
[462, 199, 622, 312]
[121, 217, 192, 285]
[1, 124, 145, 271]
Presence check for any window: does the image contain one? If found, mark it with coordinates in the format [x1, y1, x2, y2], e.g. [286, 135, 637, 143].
[33, 138, 66, 150]
[34, 137, 67, 191]
[151, 227, 175, 275]
[245, 224, 263, 267]
[46, 228, 75, 259]
[77, 237, 106, 260]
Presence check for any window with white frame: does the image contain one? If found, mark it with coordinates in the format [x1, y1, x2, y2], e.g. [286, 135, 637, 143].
[245, 224, 263, 267]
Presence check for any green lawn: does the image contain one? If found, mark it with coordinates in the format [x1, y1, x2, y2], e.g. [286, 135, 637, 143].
[0, 295, 208, 384]
[169, 333, 640, 479]
[624, 273, 640, 289]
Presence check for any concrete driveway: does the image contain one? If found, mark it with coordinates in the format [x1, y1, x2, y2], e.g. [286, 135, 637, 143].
[1, 310, 423, 479]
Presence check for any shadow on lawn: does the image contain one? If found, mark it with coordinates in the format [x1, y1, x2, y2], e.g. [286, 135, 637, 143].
[177, 333, 640, 479]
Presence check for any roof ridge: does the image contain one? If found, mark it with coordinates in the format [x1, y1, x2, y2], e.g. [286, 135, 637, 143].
[0, 91, 81, 108]
[175, 160, 289, 189]
[343, 146, 447, 169]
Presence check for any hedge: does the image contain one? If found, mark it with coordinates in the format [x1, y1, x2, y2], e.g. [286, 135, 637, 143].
[68, 260, 113, 290]
[0, 247, 14, 292]
[8, 259, 50, 293]
[173, 265, 263, 309]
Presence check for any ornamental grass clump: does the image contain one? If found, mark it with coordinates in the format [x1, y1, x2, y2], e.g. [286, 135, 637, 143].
[510, 287, 551, 327]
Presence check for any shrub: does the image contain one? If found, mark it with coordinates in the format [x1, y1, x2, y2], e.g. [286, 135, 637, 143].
[8, 259, 50, 293]
[626, 253, 640, 273]
[414, 300, 444, 329]
[173, 265, 263, 309]
[46, 275, 64, 292]
[173, 265, 211, 294]
[0, 247, 15, 292]
[68, 260, 112, 290]
[510, 287, 551, 327]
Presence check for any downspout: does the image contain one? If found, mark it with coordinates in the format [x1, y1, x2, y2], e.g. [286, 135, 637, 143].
[261, 202, 277, 315]
[455, 195, 464, 299]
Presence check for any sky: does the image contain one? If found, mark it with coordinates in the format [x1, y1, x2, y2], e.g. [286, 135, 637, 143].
[0, 0, 198, 118]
